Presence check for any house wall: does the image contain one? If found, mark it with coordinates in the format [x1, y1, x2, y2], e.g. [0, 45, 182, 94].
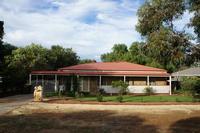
[101, 85, 170, 94]
[100, 76, 170, 94]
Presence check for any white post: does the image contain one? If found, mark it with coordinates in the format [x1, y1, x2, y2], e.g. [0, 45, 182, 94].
[29, 74, 32, 85]
[99, 75, 102, 89]
[169, 76, 172, 95]
[147, 76, 150, 86]
[124, 76, 126, 83]
[70, 76, 73, 91]
[54, 74, 58, 92]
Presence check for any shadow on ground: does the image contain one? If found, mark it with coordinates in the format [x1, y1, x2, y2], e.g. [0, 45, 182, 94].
[169, 117, 200, 133]
[0, 110, 158, 133]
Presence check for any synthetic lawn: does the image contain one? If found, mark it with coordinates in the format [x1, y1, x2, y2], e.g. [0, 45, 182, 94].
[78, 95, 197, 102]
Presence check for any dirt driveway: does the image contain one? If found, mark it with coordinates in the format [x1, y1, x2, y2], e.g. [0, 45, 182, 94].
[0, 94, 32, 115]
[0, 102, 200, 133]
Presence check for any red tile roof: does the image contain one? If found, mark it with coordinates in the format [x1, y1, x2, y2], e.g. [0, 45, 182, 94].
[31, 62, 169, 76]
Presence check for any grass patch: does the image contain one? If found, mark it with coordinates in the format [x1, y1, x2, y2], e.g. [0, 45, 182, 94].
[78, 95, 196, 102]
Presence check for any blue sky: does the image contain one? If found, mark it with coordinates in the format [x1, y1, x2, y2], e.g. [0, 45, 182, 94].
[0, 0, 193, 61]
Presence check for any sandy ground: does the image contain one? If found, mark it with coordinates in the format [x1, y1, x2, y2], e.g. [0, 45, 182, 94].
[4, 102, 200, 133]
[0, 94, 32, 115]
[1, 95, 200, 132]
[10, 102, 200, 115]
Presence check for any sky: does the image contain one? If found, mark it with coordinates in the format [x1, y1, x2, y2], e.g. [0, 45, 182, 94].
[0, 0, 193, 61]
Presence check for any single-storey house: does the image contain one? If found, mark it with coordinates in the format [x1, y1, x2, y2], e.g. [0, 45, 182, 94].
[30, 62, 172, 95]
[172, 67, 200, 77]
[171, 67, 200, 91]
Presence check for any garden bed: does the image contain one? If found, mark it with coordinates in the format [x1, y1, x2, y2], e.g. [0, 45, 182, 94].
[44, 95, 200, 105]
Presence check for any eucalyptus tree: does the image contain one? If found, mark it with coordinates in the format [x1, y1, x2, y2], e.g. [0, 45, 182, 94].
[188, 0, 200, 42]
[136, 0, 191, 72]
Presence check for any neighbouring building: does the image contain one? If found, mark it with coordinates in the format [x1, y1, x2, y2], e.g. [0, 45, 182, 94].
[30, 62, 172, 95]
[171, 67, 200, 91]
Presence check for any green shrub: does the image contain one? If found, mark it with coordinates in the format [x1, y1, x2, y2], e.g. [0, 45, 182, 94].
[96, 88, 105, 102]
[143, 87, 155, 95]
[180, 77, 200, 97]
[116, 95, 123, 102]
[45, 92, 58, 97]
[111, 80, 128, 102]
[96, 93, 103, 102]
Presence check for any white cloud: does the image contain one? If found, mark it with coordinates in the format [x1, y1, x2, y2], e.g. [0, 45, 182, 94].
[0, 0, 142, 60]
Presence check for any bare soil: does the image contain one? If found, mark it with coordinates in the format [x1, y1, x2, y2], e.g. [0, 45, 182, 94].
[0, 102, 200, 133]
[45, 98, 200, 105]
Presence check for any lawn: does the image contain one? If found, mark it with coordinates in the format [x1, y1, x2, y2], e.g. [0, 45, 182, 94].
[78, 95, 197, 102]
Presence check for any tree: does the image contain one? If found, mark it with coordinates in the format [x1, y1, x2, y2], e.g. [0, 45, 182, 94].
[47, 45, 79, 70]
[135, 0, 194, 72]
[0, 43, 17, 75]
[146, 27, 191, 72]
[128, 42, 149, 65]
[0, 21, 4, 68]
[101, 44, 128, 62]
[5, 44, 49, 88]
[136, 0, 185, 36]
[188, 0, 200, 42]
[79, 59, 96, 64]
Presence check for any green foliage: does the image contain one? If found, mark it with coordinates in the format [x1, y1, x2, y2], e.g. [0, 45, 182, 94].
[45, 92, 58, 97]
[96, 93, 103, 102]
[136, 0, 185, 36]
[79, 59, 96, 64]
[112, 80, 129, 102]
[143, 87, 155, 96]
[2, 44, 79, 95]
[79, 95, 196, 102]
[146, 28, 191, 72]
[112, 80, 129, 94]
[180, 77, 200, 97]
[116, 95, 123, 102]
[47, 45, 79, 70]
[96, 88, 105, 102]
[188, 0, 200, 42]
[101, 44, 128, 62]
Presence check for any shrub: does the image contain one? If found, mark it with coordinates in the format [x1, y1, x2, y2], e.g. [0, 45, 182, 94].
[45, 92, 58, 97]
[96, 88, 105, 102]
[116, 95, 123, 102]
[75, 91, 80, 98]
[111, 80, 129, 102]
[180, 77, 200, 98]
[143, 87, 155, 95]
[96, 93, 103, 102]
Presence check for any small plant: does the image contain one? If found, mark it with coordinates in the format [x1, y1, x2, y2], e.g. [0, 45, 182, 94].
[143, 86, 155, 95]
[45, 92, 58, 97]
[75, 91, 80, 98]
[96, 93, 103, 102]
[112, 80, 129, 102]
[116, 95, 123, 102]
[96, 88, 105, 102]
